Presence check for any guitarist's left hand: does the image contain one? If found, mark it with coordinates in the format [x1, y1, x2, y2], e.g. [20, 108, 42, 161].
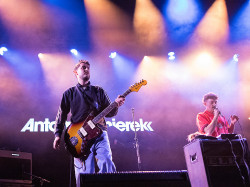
[115, 95, 125, 107]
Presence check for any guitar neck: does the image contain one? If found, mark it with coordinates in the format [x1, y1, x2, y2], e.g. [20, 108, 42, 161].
[92, 88, 131, 124]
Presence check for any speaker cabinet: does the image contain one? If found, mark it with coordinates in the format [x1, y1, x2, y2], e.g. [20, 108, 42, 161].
[80, 170, 191, 187]
[184, 138, 250, 187]
[0, 150, 32, 185]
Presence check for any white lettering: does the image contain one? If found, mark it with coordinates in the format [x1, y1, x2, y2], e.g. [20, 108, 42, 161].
[44, 118, 50, 132]
[34, 121, 44, 132]
[130, 121, 140, 131]
[105, 118, 154, 132]
[106, 120, 112, 127]
[21, 118, 153, 132]
[146, 121, 153, 131]
[125, 122, 130, 131]
[21, 118, 34, 132]
[115, 121, 126, 131]
[49, 121, 55, 132]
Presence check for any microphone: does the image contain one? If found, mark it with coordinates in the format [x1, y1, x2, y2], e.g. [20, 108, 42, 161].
[215, 108, 226, 120]
[215, 107, 221, 115]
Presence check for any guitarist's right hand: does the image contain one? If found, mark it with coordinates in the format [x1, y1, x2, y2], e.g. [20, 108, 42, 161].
[53, 136, 61, 150]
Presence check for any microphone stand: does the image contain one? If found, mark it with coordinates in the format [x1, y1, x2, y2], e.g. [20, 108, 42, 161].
[24, 172, 50, 186]
[132, 108, 142, 171]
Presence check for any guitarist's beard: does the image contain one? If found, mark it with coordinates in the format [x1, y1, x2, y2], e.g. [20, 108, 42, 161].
[83, 76, 90, 82]
[81, 74, 90, 83]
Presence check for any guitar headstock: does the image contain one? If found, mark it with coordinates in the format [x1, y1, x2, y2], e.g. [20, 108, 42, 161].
[129, 79, 147, 92]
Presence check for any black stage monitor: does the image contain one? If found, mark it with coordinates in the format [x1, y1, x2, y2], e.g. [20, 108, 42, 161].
[0, 150, 32, 185]
[184, 138, 250, 187]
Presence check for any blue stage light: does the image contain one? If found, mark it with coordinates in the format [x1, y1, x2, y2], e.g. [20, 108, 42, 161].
[233, 54, 239, 62]
[168, 52, 175, 60]
[231, 1, 250, 41]
[109, 52, 117, 59]
[70, 49, 78, 56]
[165, 0, 200, 26]
[0, 47, 8, 56]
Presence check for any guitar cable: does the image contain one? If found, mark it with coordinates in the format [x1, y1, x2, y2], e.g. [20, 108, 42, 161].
[226, 138, 246, 186]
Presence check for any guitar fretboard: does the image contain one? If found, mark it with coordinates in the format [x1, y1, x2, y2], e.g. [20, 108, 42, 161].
[121, 89, 131, 98]
[92, 88, 131, 124]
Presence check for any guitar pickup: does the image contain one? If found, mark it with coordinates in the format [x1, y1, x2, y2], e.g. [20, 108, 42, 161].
[87, 120, 95, 129]
[78, 127, 88, 137]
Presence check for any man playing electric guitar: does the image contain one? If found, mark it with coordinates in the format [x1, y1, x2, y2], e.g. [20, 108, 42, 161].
[53, 60, 125, 187]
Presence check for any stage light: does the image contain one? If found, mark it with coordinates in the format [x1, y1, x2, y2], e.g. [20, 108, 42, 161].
[70, 49, 78, 56]
[231, 1, 250, 41]
[190, 0, 228, 45]
[38, 53, 43, 58]
[165, 0, 200, 26]
[109, 52, 117, 59]
[0, 47, 8, 56]
[133, 0, 166, 49]
[168, 52, 175, 60]
[233, 54, 239, 62]
[111, 54, 136, 81]
[84, 0, 131, 52]
[143, 56, 150, 61]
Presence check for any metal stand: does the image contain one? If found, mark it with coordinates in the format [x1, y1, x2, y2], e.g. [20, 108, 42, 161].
[24, 172, 50, 186]
[132, 108, 142, 171]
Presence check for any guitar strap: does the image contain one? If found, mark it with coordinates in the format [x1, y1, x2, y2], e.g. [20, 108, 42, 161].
[75, 85, 100, 166]
[76, 84, 100, 115]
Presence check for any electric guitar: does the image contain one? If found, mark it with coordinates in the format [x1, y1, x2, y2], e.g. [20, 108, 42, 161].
[64, 80, 147, 158]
